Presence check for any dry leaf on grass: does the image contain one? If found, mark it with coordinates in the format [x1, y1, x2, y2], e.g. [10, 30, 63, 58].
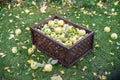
[98, 75, 107, 80]
[51, 75, 63, 80]
[0, 53, 6, 58]
[40, 1, 47, 13]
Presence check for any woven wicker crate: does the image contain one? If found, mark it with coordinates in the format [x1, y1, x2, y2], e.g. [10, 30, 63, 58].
[30, 15, 94, 67]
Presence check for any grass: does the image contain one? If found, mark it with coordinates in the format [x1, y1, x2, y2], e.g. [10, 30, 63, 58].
[0, 0, 120, 80]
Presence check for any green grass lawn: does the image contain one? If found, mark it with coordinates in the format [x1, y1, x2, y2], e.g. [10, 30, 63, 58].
[0, 0, 120, 80]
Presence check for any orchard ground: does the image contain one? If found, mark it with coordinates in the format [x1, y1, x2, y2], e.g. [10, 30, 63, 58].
[0, 0, 120, 80]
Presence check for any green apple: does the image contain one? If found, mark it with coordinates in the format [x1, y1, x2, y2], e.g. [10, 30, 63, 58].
[56, 39, 62, 43]
[58, 20, 64, 26]
[61, 37, 68, 42]
[78, 36, 84, 40]
[65, 41, 72, 47]
[69, 37, 77, 44]
[48, 20, 54, 27]
[54, 27, 62, 34]
[54, 19, 59, 24]
[68, 26, 73, 32]
[50, 32, 56, 38]
[30, 61, 38, 70]
[43, 24, 49, 28]
[44, 28, 51, 35]
[74, 35, 79, 39]
[111, 33, 118, 39]
[28, 48, 34, 55]
[54, 35, 61, 40]
[42, 64, 52, 72]
[104, 27, 110, 32]
[78, 29, 86, 36]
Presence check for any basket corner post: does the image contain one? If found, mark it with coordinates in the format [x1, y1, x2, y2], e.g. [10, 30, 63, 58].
[30, 27, 35, 45]
[91, 32, 95, 49]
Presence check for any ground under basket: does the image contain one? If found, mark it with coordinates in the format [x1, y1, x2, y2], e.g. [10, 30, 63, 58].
[30, 15, 94, 67]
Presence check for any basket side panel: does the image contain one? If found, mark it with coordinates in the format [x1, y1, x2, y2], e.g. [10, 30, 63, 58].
[31, 30, 69, 66]
[69, 33, 94, 64]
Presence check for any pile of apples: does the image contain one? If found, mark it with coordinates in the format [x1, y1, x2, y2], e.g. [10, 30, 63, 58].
[37, 19, 87, 47]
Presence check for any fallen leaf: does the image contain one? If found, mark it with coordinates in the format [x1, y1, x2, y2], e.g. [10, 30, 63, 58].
[110, 62, 114, 66]
[109, 52, 114, 56]
[92, 56, 96, 60]
[32, 73, 35, 78]
[51, 75, 63, 80]
[99, 75, 107, 80]
[24, 9, 30, 14]
[32, 45, 36, 49]
[27, 59, 34, 64]
[93, 72, 97, 77]
[32, 1, 36, 6]
[82, 66, 87, 71]
[72, 65, 76, 68]
[81, 76, 85, 78]
[40, 1, 47, 13]
[0, 53, 6, 58]
[22, 46, 27, 49]
[50, 59, 58, 65]
[40, 6, 47, 13]
[4, 67, 10, 72]
[72, 72, 76, 75]
[60, 70, 64, 74]
[9, 34, 14, 40]
[114, 1, 119, 5]
[116, 42, 120, 46]
[9, 19, 13, 23]
[8, 4, 11, 9]
[29, 12, 34, 15]
[108, 40, 113, 44]
[95, 44, 99, 48]
[25, 27, 30, 30]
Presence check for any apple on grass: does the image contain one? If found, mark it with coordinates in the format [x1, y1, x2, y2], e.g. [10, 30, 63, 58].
[28, 48, 34, 55]
[30, 61, 38, 70]
[104, 27, 110, 32]
[111, 33, 118, 39]
[42, 64, 52, 72]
